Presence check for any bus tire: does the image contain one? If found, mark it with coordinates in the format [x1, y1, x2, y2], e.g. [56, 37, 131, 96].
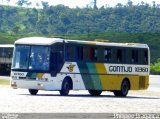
[60, 79, 71, 96]
[88, 90, 102, 96]
[113, 79, 130, 97]
[28, 89, 38, 95]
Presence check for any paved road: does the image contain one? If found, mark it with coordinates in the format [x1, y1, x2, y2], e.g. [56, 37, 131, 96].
[0, 75, 160, 114]
[148, 75, 160, 91]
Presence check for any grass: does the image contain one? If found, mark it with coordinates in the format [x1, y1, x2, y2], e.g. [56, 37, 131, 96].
[0, 79, 10, 85]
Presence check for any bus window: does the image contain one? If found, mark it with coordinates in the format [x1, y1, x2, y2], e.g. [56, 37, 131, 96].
[29, 46, 50, 71]
[12, 45, 30, 70]
[89, 48, 94, 60]
[144, 50, 148, 64]
[117, 49, 122, 63]
[93, 48, 97, 61]
[89, 48, 97, 61]
[65, 45, 74, 61]
[104, 48, 111, 62]
[131, 50, 138, 63]
[0, 48, 4, 58]
[76, 46, 83, 61]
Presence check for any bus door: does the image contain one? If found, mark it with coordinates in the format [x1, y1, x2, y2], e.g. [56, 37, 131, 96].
[50, 43, 64, 77]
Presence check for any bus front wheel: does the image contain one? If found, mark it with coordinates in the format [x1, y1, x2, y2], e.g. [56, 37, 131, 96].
[28, 89, 38, 95]
[60, 79, 70, 96]
[113, 79, 130, 97]
[88, 90, 102, 96]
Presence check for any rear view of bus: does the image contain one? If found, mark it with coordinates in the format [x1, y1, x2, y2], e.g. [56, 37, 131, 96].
[10, 37, 150, 97]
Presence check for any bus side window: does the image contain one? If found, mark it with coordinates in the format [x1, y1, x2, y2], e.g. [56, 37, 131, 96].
[117, 49, 122, 63]
[65, 45, 74, 61]
[94, 48, 97, 61]
[76, 46, 83, 61]
[104, 48, 111, 62]
[89, 48, 97, 61]
[144, 50, 148, 64]
[132, 50, 138, 63]
[89, 48, 94, 60]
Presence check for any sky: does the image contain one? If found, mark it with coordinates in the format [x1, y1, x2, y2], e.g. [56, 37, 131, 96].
[1, 0, 160, 8]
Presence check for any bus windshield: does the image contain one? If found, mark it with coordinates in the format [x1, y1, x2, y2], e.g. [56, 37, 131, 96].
[12, 45, 50, 71]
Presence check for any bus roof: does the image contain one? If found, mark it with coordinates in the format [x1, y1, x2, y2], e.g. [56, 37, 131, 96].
[15, 37, 148, 48]
[15, 37, 64, 45]
[66, 40, 149, 48]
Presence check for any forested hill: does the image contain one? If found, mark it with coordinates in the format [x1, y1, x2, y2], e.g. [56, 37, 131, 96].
[0, 2, 160, 63]
[1, 2, 160, 34]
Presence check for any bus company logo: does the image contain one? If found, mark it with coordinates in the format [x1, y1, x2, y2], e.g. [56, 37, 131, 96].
[67, 64, 75, 72]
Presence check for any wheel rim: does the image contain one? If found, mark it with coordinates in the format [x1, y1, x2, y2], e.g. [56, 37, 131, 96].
[122, 81, 129, 95]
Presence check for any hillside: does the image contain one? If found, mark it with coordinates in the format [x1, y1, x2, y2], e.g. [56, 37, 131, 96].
[1, 2, 160, 34]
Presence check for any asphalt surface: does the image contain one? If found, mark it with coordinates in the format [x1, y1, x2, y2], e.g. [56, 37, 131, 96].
[0, 75, 160, 119]
[149, 75, 160, 91]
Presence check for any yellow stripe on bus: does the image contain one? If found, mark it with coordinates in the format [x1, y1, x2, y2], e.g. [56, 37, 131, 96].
[95, 63, 108, 89]
[95, 63, 107, 74]
[37, 73, 43, 79]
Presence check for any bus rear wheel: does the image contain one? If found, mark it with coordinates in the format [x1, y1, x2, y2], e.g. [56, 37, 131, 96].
[28, 89, 38, 95]
[60, 79, 70, 96]
[113, 80, 130, 97]
[88, 90, 102, 96]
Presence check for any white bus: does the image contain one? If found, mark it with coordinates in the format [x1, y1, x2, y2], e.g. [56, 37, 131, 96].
[10, 37, 150, 96]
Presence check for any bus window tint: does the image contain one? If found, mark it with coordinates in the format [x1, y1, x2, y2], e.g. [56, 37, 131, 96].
[89, 48, 97, 61]
[94, 48, 98, 61]
[117, 49, 122, 63]
[131, 50, 138, 63]
[104, 48, 111, 62]
[144, 50, 148, 64]
[76, 47, 83, 61]
[65, 45, 74, 61]
[12, 45, 30, 69]
[29, 46, 50, 71]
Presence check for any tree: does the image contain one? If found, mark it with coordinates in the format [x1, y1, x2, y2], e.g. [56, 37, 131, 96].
[41, 1, 49, 9]
[6, 0, 10, 5]
[16, 0, 28, 7]
[36, 2, 40, 8]
[127, 0, 133, 7]
[94, 0, 97, 9]
[26, 1, 32, 7]
[116, 3, 123, 8]
[152, 1, 156, 8]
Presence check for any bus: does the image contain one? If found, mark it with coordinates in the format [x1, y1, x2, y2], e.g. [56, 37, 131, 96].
[10, 37, 150, 97]
[0, 45, 14, 75]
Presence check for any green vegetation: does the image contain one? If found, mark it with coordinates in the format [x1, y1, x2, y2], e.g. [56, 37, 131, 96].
[150, 59, 160, 75]
[0, 79, 9, 85]
[1, 1, 160, 35]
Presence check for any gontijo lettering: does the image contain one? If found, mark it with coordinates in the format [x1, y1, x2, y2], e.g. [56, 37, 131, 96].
[109, 66, 132, 72]
[109, 66, 148, 73]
